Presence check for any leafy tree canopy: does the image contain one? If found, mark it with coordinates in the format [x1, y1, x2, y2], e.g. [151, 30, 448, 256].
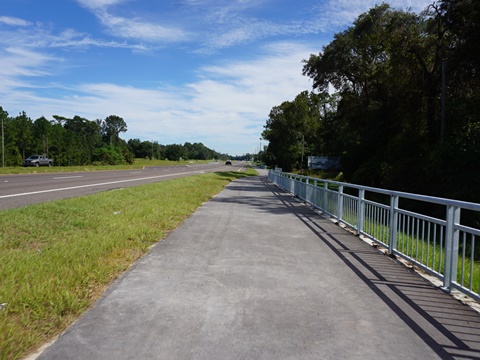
[263, 1, 480, 205]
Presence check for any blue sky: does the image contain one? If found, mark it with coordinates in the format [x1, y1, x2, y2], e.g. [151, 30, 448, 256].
[0, 0, 432, 156]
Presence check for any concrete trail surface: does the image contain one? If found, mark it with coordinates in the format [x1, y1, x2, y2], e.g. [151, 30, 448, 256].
[37, 170, 480, 360]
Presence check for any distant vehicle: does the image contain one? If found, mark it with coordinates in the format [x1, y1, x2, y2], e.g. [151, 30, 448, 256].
[22, 155, 53, 167]
[225, 160, 232, 165]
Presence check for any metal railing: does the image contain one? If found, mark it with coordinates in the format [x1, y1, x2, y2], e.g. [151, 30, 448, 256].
[268, 170, 480, 301]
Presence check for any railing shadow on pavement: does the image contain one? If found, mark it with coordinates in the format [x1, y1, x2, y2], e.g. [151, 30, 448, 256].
[215, 175, 480, 360]
[266, 178, 480, 360]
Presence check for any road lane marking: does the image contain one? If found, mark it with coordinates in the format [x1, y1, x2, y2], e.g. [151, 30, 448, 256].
[0, 170, 205, 199]
[52, 176, 83, 179]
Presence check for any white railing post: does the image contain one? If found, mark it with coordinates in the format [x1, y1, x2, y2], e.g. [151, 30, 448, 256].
[323, 182, 328, 212]
[443, 205, 460, 291]
[388, 195, 399, 255]
[300, 176, 305, 200]
[303, 177, 307, 201]
[337, 184, 344, 222]
[267, 170, 480, 301]
[357, 189, 365, 235]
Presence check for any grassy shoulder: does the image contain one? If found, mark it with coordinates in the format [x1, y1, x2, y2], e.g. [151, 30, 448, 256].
[0, 169, 257, 359]
[0, 159, 215, 175]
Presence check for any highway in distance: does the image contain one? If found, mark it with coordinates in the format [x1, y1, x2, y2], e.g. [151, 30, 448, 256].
[0, 162, 242, 211]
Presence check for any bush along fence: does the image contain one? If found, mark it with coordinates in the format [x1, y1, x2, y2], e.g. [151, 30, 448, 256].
[268, 170, 480, 302]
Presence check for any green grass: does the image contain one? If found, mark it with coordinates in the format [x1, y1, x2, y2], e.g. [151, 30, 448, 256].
[0, 159, 214, 175]
[308, 185, 480, 295]
[358, 214, 480, 295]
[0, 169, 256, 360]
[323, 196, 480, 294]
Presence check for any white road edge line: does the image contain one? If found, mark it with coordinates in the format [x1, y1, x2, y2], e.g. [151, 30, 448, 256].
[0, 171, 204, 199]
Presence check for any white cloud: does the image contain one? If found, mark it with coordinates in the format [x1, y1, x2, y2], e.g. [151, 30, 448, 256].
[321, 0, 433, 29]
[75, 0, 191, 44]
[0, 47, 56, 79]
[0, 23, 150, 52]
[0, 41, 316, 154]
[191, 43, 312, 114]
[96, 11, 190, 43]
[76, 0, 129, 10]
[0, 16, 32, 27]
[57, 56, 297, 148]
[199, 17, 323, 53]
[177, 0, 266, 15]
[0, 0, 437, 154]
[69, 0, 435, 53]
[73, 0, 432, 53]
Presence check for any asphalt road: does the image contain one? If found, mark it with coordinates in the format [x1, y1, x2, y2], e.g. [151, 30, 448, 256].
[0, 162, 242, 210]
[34, 171, 480, 360]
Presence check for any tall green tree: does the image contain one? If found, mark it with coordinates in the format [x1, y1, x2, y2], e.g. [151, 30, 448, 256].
[32, 117, 53, 157]
[48, 122, 67, 165]
[12, 112, 33, 161]
[1, 114, 22, 166]
[164, 144, 186, 161]
[102, 115, 127, 146]
[421, 0, 480, 204]
[302, 4, 443, 188]
[127, 139, 159, 160]
[184, 142, 216, 160]
[0, 107, 8, 166]
[262, 91, 325, 171]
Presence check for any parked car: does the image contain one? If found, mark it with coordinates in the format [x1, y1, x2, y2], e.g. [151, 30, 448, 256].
[225, 160, 232, 165]
[22, 155, 53, 167]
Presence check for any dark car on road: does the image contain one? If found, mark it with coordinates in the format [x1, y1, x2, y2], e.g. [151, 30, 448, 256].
[225, 160, 232, 165]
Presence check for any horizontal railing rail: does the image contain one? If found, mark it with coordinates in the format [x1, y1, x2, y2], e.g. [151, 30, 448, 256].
[268, 170, 480, 302]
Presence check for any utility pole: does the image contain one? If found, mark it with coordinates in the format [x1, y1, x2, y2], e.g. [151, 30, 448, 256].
[441, 59, 446, 143]
[300, 134, 304, 170]
[259, 138, 262, 163]
[1, 115, 4, 168]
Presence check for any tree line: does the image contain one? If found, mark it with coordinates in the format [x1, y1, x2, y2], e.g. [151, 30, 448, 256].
[0, 109, 226, 166]
[262, 0, 480, 204]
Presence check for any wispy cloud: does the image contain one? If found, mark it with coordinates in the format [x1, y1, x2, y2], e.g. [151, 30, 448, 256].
[69, 0, 430, 53]
[200, 0, 433, 52]
[198, 17, 324, 53]
[176, 0, 265, 14]
[75, 0, 129, 10]
[320, 0, 432, 29]
[0, 0, 435, 154]
[95, 11, 191, 43]
[0, 47, 56, 79]
[0, 40, 315, 154]
[75, 0, 191, 44]
[0, 16, 32, 27]
[2, 2, 186, 50]
[75, 0, 315, 51]
[0, 47, 63, 117]
[0, 23, 149, 52]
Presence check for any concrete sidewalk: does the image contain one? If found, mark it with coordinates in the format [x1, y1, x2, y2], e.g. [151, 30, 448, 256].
[37, 171, 480, 359]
